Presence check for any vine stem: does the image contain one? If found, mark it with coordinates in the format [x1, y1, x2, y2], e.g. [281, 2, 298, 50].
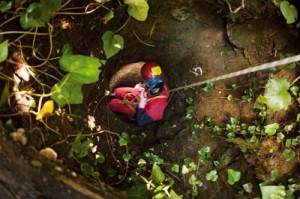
[0, 30, 49, 36]
[55, 2, 106, 15]
[132, 29, 155, 47]
[0, 14, 21, 28]
[290, 76, 300, 87]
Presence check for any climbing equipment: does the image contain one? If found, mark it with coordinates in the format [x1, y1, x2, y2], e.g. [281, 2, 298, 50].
[170, 54, 300, 92]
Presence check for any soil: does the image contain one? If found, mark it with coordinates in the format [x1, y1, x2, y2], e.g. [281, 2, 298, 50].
[2, 0, 300, 198]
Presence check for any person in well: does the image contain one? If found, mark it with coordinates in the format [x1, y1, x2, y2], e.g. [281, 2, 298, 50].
[109, 62, 170, 126]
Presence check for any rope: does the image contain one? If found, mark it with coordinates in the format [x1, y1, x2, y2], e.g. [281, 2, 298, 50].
[170, 54, 300, 92]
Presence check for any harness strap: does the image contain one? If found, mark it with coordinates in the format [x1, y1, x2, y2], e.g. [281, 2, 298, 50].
[122, 92, 140, 111]
[146, 95, 169, 102]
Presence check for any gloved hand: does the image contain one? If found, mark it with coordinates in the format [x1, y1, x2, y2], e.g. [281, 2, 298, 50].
[138, 89, 147, 109]
[134, 83, 146, 91]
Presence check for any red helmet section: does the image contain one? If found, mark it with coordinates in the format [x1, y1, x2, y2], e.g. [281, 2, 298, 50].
[141, 62, 162, 79]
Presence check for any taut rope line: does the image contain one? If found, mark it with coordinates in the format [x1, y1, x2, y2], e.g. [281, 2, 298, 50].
[170, 54, 300, 92]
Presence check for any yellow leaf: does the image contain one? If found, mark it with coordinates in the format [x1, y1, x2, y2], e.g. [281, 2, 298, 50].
[36, 100, 54, 121]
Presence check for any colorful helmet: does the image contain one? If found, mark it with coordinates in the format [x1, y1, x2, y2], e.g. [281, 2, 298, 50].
[141, 62, 163, 79]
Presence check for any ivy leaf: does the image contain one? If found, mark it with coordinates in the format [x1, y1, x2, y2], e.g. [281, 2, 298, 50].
[227, 169, 241, 185]
[264, 123, 279, 136]
[95, 152, 105, 164]
[124, 0, 149, 21]
[280, 1, 298, 24]
[102, 10, 114, 24]
[243, 183, 253, 193]
[170, 190, 183, 199]
[59, 55, 102, 84]
[151, 164, 165, 184]
[280, 53, 296, 69]
[102, 31, 124, 59]
[36, 100, 54, 121]
[202, 82, 213, 92]
[126, 183, 151, 199]
[122, 154, 132, 162]
[0, 1, 12, 13]
[171, 164, 179, 173]
[40, 0, 62, 11]
[264, 78, 291, 111]
[81, 163, 94, 176]
[118, 132, 130, 146]
[189, 174, 201, 186]
[260, 185, 286, 199]
[71, 138, 92, 159]
[0, 39, 8, 62]
[283, 149, 295, 161]
[19, 0, 62, 29]
[206, 170, 218, 182]
[51, 75, 83, 107]
[20, 3, 48, 29]
[61, 43, 73, 57]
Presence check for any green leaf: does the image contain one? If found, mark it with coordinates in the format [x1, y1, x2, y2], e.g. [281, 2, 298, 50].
[0, 1, 12, 13]
[95, 152, 105, 164]
[144, 152, 164, 164]
[118, 137, 128, 146]
[290, 86, 299, 96]
[0, 39, 8, 62]
[170, 190, 183, 199]
[73, 139, 92, 158]
[203, 82, 213, 92]
[188, 174, 202, 186]
[151, 164, 165, 183]
[19, 0, 62, 29]
[61, 43, 73, 57]
[171, 164, 179, 173]
[51, 75, 83, 107]
[59, 55, 102, 84]
[264, 123, 279, 136]
[126, 183, 151, 199]
[198, 146, 210, 162]
[264, 78, 291, 111]
[227, 169, 241, 185]
[283, 149, 295, 161]
[243, 183, 253, 193]
[297, 114, 300, 122]
[0, 82, 9, 108]
[153, 192, 165, 199]
[280, 53, 297, 69]
[118, 132, 129, 146]
[81, 163, 94, 176]
[206, 170, 218, 182]
[280, 1, 298, 24]
[271, 170, 279, 182]
[107, 167, 116, 177]
[102, 10, 114, 24]
[19, 3, 48, 29]
[124, 0, 149, 21]
[40, 0, 62, 10]
[137, 158, 146, 166]
[4, 118, 15, 132]
[102, 31, 124, 59]
[122, 154, 132, 162]
[277, 132, 285, 139]
[260, 185, 286, 199]
[181, 164, 189, 174]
